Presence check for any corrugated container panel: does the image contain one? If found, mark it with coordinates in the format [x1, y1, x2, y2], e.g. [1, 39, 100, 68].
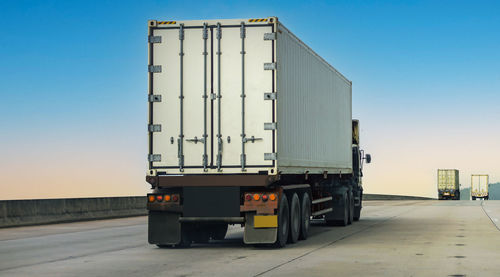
[276, 23, 352, 174]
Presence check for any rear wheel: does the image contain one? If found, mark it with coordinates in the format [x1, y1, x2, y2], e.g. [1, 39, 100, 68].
[299, 192, 311, 240]
[288, 193, 300, 244]
[273, 194, 289, 248]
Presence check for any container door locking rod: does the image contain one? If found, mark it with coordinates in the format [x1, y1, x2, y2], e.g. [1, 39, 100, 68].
[240, 22, 246, 171]
[202, 23, 209, 171]
[216, 23, 223, 171]
[178, 24, 185, 171]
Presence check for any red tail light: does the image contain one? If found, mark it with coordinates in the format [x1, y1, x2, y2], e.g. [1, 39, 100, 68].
[172, 194, 179, 202]
[245, 194, 252, 201]
[262, 194, 268, 201]
[156, 195, 163, 202]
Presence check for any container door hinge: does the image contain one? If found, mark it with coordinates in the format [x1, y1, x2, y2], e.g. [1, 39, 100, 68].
[148, 36, 162, 43]
[264, 33, 276, 40]
[148, 94, 162, 102]
[148, 65, 162, 73]
[264, 92, 276, 100]
[264, 122, 277, 130]
[264, 63, 276, 70]
[264, 153, 277, 160]
[148, 124, 162, 132]
[148, 154, 161, 162]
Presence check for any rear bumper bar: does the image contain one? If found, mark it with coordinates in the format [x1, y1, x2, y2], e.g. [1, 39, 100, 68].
[179, 217, 245, 223]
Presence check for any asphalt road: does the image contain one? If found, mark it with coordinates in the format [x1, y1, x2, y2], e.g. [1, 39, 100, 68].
[1, 200, 500, 277]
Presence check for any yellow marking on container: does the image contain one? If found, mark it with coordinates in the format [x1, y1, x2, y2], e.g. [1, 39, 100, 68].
[249, 18, 268, 23]
[158, 21, 177, 25]
[254, 215, 277, 228]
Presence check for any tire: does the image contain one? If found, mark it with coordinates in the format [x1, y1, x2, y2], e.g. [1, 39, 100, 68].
[210, 224, 228, 240]
[273, 194, 289, 248]
[347, 191, 354, 225]
[299, 192, 311, 240]
[288, 193, 300, 244]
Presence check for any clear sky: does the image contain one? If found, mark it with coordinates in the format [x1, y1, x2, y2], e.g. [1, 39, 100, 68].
[1, 0, 499, 199]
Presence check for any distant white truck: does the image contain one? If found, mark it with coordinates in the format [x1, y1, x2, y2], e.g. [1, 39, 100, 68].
[471, 174, 489, 200]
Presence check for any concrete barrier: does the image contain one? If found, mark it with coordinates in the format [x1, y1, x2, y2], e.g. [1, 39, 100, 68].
[0, 196, 146, 228]
[0, 194, 434, 228]
[364, 194, 434, 201]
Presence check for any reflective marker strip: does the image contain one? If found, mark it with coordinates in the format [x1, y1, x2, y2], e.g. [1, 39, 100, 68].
[158, 21, 177, 25]
[249, 19, 268, 22]
[254, 215, 278, 228]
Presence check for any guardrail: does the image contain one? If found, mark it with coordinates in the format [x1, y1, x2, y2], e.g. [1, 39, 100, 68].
[0, 196, 146, 228]
[0, 194, 434, 228]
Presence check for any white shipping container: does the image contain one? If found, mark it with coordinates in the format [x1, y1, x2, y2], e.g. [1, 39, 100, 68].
[147, 17, 352, 175]
[471, 175, 489, 197]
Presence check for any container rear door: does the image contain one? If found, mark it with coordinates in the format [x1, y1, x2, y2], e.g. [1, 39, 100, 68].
[148, 21, 275, 173]
[214, 23, 274, 171]
[149, 26, 211, 171]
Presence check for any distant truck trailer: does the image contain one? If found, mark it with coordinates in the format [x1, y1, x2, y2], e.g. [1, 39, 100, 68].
[471, 174, 489, 200]
[145, 17, 371, 248]
[437, 169, 460, 200]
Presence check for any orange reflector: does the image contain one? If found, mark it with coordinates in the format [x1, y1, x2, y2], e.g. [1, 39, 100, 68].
[156, 195, 163, 201]
[253, 194, 260, 201]
[164, 195, 171, 202]
[269, 194, 276, 201]
[148, 195, 155, 202]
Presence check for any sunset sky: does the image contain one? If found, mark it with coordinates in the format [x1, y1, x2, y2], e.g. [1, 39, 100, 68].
[1, 0, 499, 199]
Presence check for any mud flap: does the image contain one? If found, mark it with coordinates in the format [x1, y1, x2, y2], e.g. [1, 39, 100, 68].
[148, 211, 181, 245]
[325, 186, 349, 221]
[243, 212, 277, 244]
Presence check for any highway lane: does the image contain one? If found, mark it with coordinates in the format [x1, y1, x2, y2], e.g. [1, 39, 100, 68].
[1, 200, 499, 276]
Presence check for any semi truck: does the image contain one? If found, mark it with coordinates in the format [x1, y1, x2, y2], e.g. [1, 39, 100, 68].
[145, 17, 371, 248]
[471, 174, 489, 200]
[437, 169, 460, 200]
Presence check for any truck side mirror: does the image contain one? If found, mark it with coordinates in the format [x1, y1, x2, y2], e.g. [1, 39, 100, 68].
[365, 154, 372, 164]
